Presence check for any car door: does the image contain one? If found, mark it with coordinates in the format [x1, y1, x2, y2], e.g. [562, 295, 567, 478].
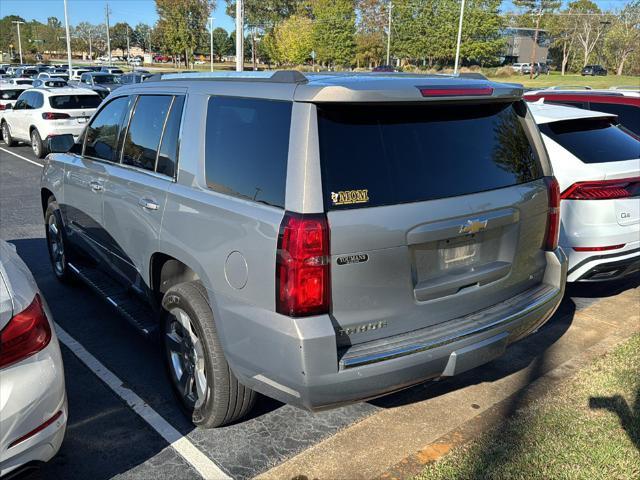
[102, 93, 185, 290]
[8, 92, 31, 140]
[62, 95, 130, 264]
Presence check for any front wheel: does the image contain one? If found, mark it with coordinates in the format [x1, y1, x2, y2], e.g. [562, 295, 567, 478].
[162, 281, 256, 428]
[45, 198, 74, 283]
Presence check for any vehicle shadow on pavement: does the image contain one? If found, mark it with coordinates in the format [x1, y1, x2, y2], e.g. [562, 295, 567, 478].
[369, 297, 577, 410]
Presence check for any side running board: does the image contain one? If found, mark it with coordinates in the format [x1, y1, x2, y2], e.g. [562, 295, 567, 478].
[68, 262, 158, 338]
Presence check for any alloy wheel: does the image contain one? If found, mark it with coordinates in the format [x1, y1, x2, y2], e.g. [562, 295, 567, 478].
[47, 215, 65, 276]
[165, 308, 208, 410]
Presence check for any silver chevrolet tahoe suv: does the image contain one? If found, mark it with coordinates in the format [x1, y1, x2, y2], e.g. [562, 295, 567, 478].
[41, 71, 567, 427]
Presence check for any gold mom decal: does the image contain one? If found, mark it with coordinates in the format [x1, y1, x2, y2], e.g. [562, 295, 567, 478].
[331, 189, 370, 206]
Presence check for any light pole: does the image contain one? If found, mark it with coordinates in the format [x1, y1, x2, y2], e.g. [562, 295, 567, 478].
[236, 0, 243, 72]
[453, 0, 466, 75]
[209, 17, 215, 72]
[386, 1, 392, 66]
[63, 0, 73, 72]
[105, 2, 112, 66]
[12, 21, 25, 64]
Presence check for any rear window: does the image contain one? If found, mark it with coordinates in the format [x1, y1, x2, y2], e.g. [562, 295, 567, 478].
[539, 117, 640, 164]
[205, 96, 292, 208]
[317, 101, 542, 210]
[1, 89, 23, 101]
[50, 95, 101, 109]
[589, 102, 640, 135]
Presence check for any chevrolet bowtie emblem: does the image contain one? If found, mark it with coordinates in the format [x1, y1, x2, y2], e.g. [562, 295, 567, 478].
[459, 219, 488, 235]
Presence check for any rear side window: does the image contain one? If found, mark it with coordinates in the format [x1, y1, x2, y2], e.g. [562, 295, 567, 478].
[50, 95, 101, 109]
[85, 96, 129, 162]
[122, 95, 173, 171]
[589, 103, 640, 135]
[205, 97, 292, 208]
[156, 96, 185, 177]
[0, 89, 23, 101]
[317, 102, 542, 210]
[540, 117, 640, 164]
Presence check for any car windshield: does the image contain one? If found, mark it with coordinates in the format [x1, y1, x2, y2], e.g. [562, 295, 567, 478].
[0, 89, 23, 100]
[49, 94, 101, 109]
[94, 75, 120, 84]
[15, 80, 33, 85]
[540, 117, 640, 163]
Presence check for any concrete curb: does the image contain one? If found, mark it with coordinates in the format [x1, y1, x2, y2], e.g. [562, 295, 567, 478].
[257, 286, 639, 480]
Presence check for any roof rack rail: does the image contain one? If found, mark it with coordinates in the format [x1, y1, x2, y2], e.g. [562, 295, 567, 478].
[145, 70, 308, 84]
[547, 85, 592, 90]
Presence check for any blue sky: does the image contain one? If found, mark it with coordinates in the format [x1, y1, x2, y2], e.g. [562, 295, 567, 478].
[0, 0, 630, 33]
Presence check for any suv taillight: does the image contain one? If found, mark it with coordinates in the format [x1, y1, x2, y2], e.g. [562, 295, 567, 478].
[42, 112, 70, 120]
[0, 294, 52, 368]
[561, 177, 640, 200]
[276, 212, 330, 317]
[544, 177, 561, 251]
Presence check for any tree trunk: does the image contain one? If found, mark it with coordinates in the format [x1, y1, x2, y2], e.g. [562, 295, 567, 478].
[530, 11, 541, 80]
[617, 55, 627, 76]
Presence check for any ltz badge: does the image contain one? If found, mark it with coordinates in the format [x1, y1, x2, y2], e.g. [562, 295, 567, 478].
[331, 189, 370, 206]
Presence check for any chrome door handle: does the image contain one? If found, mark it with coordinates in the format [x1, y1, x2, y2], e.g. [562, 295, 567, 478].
[139, 198, 159, 211]
[89, 181, 103, 192]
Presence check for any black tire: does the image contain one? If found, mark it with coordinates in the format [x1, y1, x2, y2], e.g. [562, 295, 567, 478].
[1, 122, 16, 147]
[161, 281, 256, 428]
[31, 128, 47, 159]
[45, 197, 75, 283]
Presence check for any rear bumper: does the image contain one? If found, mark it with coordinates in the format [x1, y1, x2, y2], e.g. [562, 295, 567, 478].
[218, 249, 566, 411]
[568, 246, 640, 282]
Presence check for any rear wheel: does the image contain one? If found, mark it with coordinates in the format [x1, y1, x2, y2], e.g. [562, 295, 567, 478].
[45, 197, 74, 283]
[31, 129, 47, 158]
[1, 122, 16, 147]
[162, 281, 256, 428]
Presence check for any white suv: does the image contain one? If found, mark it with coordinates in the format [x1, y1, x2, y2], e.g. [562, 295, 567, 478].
[1, 87, 101, 158]
[530, 102, 640, 282]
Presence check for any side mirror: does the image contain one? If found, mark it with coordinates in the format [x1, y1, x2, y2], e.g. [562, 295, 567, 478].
[47, 134, 76, 154]
[4, 103, 12, 110]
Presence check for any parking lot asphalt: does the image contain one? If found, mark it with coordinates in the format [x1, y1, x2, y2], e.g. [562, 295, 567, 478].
[1, 145, 638, 480]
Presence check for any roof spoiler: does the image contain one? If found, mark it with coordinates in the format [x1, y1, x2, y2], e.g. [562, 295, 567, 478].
[145, 70, 308, 84]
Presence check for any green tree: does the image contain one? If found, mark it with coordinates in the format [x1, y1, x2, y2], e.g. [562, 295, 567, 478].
[356, 0, 387, 67]
[547, 7, 579, 74]
[273, 14, 313, 64]
[210, 27, 232, 60]
[110, 22, 132, 54]
[604, 1, 640, 75]
[133, 23, 153, 52]
[567, 0, 608, 67]
[225, 0, 301, 27]
[312, 0, 356, 67]
[513, 0, 561, 77]
[156, 0, 216, 66]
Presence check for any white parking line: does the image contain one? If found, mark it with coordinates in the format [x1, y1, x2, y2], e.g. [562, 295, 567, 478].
[0, 146, 44, 168]
[54, 323, 230, 480]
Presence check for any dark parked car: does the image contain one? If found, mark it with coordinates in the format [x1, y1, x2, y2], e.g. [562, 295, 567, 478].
[373, 65, 398, 72]
[120, 72, 153, 84]
[524, 88, 640, 135]
[75, 72, 122, 98]
[581, 65, 607, 76]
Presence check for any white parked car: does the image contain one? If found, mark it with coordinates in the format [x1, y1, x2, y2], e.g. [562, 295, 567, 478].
[68, 68, 91, 81]
[1, 87, 101, 158]
[4, 78, 34, 87]
[529, 102, 640, 282]
[0, 240, 67, 477]
[0, 83, 31, 113]
[511, 63, 529, 73]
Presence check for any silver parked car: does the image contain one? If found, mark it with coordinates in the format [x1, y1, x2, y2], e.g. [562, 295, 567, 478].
[0, 240, 67, 476]
[41, 71, 567, 427]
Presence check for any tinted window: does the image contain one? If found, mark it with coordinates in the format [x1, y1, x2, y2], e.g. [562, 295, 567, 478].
[94, 75, 120, 84]
[589, 103, 640, 135]
[122, 95, 172, 171]
[31, 92, 44, 108]
[50, 95, 101, 109]
[318, 102, 542, 210]
[540, 118, 640, 164]
[156, 96, 185, 177]
[85, 96, 129, 162]
[205, 97, 291, 208]
[0, 89, 23, 101]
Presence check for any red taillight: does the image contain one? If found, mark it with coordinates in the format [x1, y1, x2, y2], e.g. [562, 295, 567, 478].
[276, 212, 330, 317]
[574, 244, 625, 252]
[0, 104, 7, 111]
[561, 177, 640, 200]
[42, 112, 70, 120]
[0, 294, 52, 369]
[418, 87, 494, 97]
[545, 177, 561, 251]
